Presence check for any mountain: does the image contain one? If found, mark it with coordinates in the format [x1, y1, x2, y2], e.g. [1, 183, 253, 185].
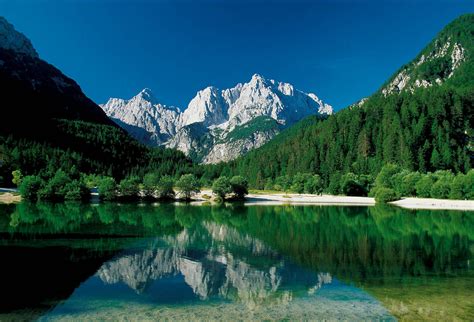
[216, 14, 474, 188]
[101, 74, 333, 163]
[0, 17, 191, 183]
[0, 17, 115, 134]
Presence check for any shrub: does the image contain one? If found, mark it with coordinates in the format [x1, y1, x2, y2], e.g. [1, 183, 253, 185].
[212, 176, 232, 200]
[157, 176, 175, 199]
[143, 172, 160, 198]
[11, 170, 22, 187]
[449, 173, 466, 199]
[230, 175, 249, 199]
[118, 176, 141, 200]
[19, 175, 44, 200]
[64, 180, 90, 201]
[430, 180, 451, 199]
[275, 176, 292, 192]
[374, 187, 400, 203]
[304, 175, 323, 195]
[98, 177, 117, 201]
[375, 164, 401, 189]
[38, 170, 72, 201]
[398, 171, 422, 196]
[176, 174, 200, 200]
[327, 173, 342, 195]
[340, 173, 370, 196]
[465, 169, 474, 200]
[290, 173, 306, 194]
[264, 178, 274, 191]
[415, 174, 435, 198]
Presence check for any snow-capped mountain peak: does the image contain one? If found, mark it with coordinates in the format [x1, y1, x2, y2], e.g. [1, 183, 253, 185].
[0, 17, 38, 58]
[101, 74, 333, 163]
[136, 87, 157, 103]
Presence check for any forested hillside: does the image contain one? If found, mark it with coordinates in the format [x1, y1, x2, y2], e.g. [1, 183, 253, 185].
[205, 14, 474, 188]
[0, 17, 192, 186]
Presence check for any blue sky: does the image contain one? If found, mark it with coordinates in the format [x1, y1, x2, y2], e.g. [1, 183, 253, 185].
[1, 0, 473, 110]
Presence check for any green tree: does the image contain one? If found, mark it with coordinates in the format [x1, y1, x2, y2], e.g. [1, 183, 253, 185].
[176, 174, 200, 200]
[98, 177, 117, 201]
[212, 176, 232, 200]
[64, 180, 90, 201]
[143, 172, 160, 198]
[399, 171, 422, 196]
[157, 176, 175, 200]
[11, 170, 22, 187]
[375, 187, 400, 203]
[464, 169, 474, 199]
[430, 179, 451, 199]
[415, 174, 435, 198]
[230, 176, 249, 200]
[375, 164, 401, 189]
[304, 175, 323, 195]
[19, 175, 44, 200]
[38, 170, 72, 200]
[341, 173, 369, 196]
[449, 173, 466, 199]
[290, 173, 306, 193]
[118, 176, 140, 200]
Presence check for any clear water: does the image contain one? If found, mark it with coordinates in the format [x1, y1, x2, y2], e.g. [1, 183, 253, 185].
[0, 202, 472, 320]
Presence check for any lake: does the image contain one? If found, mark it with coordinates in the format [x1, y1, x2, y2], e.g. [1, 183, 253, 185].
[0, 202, 472, 320]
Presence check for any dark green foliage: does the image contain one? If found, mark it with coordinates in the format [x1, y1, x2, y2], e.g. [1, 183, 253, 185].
[374, 187, 400, 203]
[19, 170, 89, 201]
[415, 175, 436, 198]
[201, 15, 474, 190]
[0, 119, 193, 187]
[397, 171, 422, 197]
[118, 176, 141, 201]
[64, 180, 90, 201]
[176, 174, 201, 200]
[157, 176, 176, 200]
[143, 172, 160, 198]
[230, 176, 249, 199]
[11, 170, 22, 187]
[98, 177, 117, 201]
[19, 176, 44, 201]
[375, 164, 401, 190]
[212, 176, 232, 200]
[340, 173, 373, 196]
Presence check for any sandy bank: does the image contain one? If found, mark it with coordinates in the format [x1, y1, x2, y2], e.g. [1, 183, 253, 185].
[0, 192, 21, 204]
[391, 198, 474, 211]
[244, 193, 375, 206]
[196, 191, 474, 211]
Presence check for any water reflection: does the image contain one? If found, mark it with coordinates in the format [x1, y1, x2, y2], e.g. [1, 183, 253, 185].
[0, 203, 472, 320]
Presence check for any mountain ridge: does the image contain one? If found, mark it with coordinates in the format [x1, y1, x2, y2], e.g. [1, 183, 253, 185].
[101, 73, 333, 163]
[213, 13, 474, 188]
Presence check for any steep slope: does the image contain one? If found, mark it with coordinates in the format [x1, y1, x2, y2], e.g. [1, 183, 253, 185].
[0, 17, 191, 183]
[101, 88, 181, 145]
[218, 14, 474, 187]
[0, 17, 115, 134]
[101, 74, 333, 163]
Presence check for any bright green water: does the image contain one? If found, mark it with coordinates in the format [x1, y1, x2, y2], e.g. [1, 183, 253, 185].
[0, 202, 472, 320]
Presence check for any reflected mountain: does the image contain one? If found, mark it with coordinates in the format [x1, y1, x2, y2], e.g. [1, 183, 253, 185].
[0, 203, 472, 320]
[96, 222, 326, 306]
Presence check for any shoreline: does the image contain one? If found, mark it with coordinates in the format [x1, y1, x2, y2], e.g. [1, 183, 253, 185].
[1, 190, 473, 211]
[195, 191, 474, 211]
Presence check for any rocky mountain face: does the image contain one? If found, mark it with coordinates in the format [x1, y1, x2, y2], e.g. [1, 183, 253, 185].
[381, 29, 467, 96]
[101, 74, 333, 163]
